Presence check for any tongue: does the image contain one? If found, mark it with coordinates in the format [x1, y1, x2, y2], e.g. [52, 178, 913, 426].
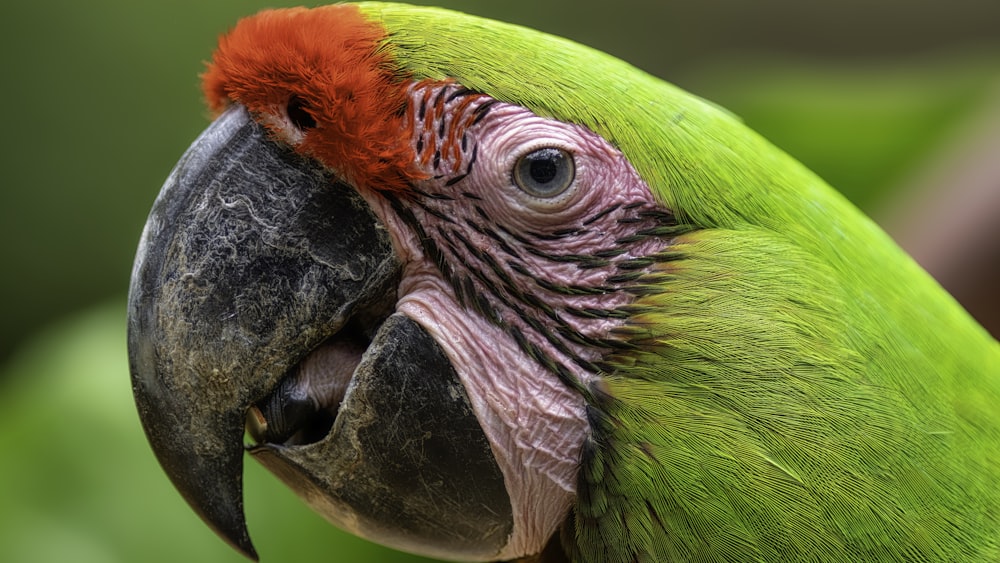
[247, 335, 367, 445]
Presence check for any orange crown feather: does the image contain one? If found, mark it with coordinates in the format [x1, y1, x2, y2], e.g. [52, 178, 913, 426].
[201, 5, 422, 191]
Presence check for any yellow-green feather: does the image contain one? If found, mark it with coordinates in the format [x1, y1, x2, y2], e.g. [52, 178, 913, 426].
[359, 3, 1000, 560]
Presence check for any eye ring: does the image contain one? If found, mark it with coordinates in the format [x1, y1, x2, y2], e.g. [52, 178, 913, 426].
[513, 147, 575, 198]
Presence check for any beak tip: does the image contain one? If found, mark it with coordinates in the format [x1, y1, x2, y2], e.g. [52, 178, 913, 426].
[170, 450, 260, 562]
[209, 494, 258, 561]
[224, 527, 259, 562]
[133, 383, 259, 562]
[199, 507, 257, 560]
[174, 458, 259, 561]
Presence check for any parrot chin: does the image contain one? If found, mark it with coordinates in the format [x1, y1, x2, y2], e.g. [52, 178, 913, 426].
[128, 106, 513, 561]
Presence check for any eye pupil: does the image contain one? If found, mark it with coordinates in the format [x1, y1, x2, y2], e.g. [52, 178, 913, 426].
[287, 96, 317, 131]
[514, 147, 575, 198]
[529, 156, 559, 185]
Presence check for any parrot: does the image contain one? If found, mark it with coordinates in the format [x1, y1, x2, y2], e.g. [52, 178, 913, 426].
[127, 3, 1000, 562]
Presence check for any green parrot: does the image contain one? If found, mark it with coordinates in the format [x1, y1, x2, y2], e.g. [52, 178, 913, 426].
[127, 3, 1000, 562]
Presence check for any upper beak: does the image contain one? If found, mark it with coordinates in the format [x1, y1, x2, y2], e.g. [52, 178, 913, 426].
[129, 104, 515, 562]
[126, 106, 400, 560]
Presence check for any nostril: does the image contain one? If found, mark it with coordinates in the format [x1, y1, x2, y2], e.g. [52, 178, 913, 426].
[287, 95, 317, 131]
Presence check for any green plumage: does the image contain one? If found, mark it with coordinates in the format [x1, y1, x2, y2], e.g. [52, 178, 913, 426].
[361, 3, 1000, 560]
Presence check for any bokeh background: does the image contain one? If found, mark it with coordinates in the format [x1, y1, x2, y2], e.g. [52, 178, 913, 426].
[1, 1, 998, 562]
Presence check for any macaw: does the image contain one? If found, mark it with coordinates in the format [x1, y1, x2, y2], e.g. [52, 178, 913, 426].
[128, 3, 1000, 562]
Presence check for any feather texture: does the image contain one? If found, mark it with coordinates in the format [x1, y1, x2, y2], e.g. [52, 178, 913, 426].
[356, 4, 1000, 560]
[208, 3, 1000, 560]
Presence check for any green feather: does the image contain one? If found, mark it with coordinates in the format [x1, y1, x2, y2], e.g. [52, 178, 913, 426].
[359, 3, 1000, 560]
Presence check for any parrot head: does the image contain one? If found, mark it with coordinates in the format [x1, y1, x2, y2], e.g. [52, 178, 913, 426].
[130, 4, 686, 560]
[129, 3, 1000, 562]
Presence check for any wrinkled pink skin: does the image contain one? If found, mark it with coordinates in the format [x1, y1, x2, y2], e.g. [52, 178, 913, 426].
[292, 83, 670, 559]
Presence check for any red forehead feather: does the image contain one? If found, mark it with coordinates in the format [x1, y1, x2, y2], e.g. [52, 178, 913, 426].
[202, 5, 421, 191]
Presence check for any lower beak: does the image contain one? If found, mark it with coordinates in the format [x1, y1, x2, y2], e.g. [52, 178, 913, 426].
[128, 105, 514, 562]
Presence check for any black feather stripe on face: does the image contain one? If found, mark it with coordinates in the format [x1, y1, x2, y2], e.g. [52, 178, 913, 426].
[385, 82, 697, 397]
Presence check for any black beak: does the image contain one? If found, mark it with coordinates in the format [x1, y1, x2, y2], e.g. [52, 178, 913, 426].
[127, 106, 400, 559]
[128, 105, 514, 562]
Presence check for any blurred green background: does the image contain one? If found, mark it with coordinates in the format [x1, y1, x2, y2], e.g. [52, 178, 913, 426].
[1, 1, 998, 562]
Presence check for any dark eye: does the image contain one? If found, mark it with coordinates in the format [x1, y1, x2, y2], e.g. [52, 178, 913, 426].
[287, 96, 317, 131]
[513, 147, 575, 198]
